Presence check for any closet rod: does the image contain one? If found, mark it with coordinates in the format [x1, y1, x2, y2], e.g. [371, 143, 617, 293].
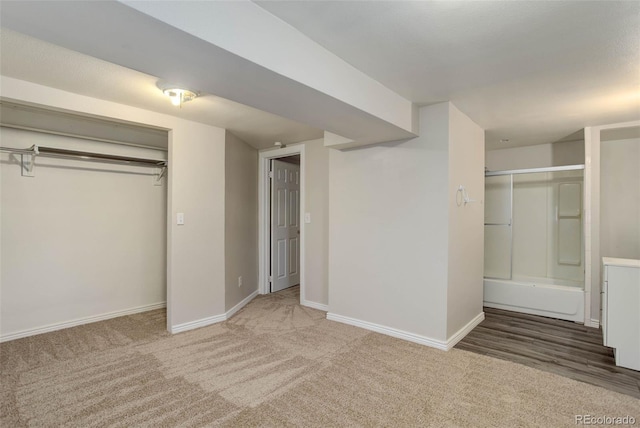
[0, 145, 167, 168]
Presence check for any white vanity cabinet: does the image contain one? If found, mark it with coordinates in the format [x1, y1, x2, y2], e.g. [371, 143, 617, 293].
[601, 258, 640, 371]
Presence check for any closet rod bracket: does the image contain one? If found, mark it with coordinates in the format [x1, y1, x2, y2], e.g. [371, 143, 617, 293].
[20, 153, 36, 177]
[154, 166, 167, 186]
[20, 145, 38, 177]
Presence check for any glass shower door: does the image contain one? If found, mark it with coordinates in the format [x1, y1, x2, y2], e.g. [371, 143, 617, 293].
[484, 175, 512, 279]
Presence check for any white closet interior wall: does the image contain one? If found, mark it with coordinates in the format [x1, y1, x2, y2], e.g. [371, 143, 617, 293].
[0, 126, 168, 339]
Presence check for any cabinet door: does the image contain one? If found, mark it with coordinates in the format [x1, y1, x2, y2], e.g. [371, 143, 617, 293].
[606, 265, 640, 370]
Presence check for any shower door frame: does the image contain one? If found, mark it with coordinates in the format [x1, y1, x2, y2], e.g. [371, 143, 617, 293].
[485, 164, 585, 178]
[484, 164, 586, 321]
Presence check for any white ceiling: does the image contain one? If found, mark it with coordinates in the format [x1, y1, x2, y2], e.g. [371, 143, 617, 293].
[257, 1, 640, 149]
[1, 2, 638, 151]
[0, 29, 322, 150]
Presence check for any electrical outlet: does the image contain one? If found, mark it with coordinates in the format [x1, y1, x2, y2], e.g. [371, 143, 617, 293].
[238, 276, 243, 287]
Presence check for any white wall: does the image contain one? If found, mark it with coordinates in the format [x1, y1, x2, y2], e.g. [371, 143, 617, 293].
[600, 138, 640, 260]
[0, 128, 167, 337]
[1, 76, 227, 333]
[328, 103, 484, 343]
[302, 139, 329, 306]
[446, 104, 485, 338]
[225, 131, 258, 310]
[486, 140, 584, 171]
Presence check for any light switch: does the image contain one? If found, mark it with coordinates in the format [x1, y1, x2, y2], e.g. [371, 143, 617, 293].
[304, 212, 311, 224]
[177, 212, 185, 225]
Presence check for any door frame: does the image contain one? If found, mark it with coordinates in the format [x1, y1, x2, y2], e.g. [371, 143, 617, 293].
[258, 144, 305, 302]
[584, 119, 640, 328]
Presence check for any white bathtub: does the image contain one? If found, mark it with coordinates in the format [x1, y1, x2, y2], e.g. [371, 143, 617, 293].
[484, 276, 585, 322]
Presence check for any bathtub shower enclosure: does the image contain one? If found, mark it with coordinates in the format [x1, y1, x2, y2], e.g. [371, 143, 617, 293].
[484, 165, 586, 322]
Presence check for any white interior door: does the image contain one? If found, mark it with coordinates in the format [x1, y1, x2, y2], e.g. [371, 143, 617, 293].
[270, 159, 300, 292]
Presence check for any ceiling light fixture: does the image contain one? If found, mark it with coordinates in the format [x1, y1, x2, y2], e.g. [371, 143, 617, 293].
[157, 82, 199, 107]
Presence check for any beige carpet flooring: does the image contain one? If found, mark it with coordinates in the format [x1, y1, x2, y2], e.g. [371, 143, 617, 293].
[1, 286, 638, 427]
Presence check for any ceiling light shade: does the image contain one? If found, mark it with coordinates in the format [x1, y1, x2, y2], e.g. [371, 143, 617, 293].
[157, 82, 199, 107]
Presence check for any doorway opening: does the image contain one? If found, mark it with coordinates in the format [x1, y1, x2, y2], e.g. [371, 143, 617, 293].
[258, 145, 306, 303]
[269, 155, 301, 292]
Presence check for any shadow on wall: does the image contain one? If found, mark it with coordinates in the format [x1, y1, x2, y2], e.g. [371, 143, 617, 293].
[551, 137, 585, 167]
[600, 126, 640, 260]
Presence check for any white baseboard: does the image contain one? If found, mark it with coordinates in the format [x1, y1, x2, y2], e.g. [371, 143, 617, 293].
[170, 289, 259, 334]
[226, 290, 259, 319]
[326, 312, 449, 350]
[445, 312, 485, 351]
[0, 302, 166, 343]
[301, 300, 328, 312]
[326, 311, 485, 351]
[170, 313, 227, 334]
[585, 318, 600, 329]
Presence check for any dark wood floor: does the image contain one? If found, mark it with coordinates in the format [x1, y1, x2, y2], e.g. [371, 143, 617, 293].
[456, 307, 640, 398]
